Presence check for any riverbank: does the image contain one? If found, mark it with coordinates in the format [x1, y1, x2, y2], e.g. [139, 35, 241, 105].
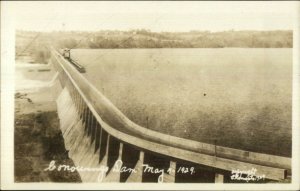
[14, 58, 81, 182]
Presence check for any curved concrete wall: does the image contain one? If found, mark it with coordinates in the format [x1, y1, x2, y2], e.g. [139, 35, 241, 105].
[51, 49, 290, 182]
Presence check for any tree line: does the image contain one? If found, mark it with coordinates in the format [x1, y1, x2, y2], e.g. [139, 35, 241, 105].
[16, 29, 292, 63]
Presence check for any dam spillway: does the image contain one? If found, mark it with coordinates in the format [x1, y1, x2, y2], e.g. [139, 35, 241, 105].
[50, 48, 291, 183]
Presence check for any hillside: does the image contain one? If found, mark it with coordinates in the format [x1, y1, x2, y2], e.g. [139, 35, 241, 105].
[16, 29, 293, 64]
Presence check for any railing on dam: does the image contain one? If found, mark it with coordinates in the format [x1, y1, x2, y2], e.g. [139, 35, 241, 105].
[50, 48, 291, 183]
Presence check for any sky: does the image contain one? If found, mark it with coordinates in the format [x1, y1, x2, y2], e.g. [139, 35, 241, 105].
[3, 1, 299, 32]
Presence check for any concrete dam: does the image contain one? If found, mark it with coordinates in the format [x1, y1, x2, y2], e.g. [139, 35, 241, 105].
[49, 48, 291, 183]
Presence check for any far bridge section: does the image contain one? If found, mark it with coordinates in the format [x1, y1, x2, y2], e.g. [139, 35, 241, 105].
[50, 47, 291, 183]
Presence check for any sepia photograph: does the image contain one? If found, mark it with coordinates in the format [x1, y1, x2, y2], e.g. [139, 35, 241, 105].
[1, 1, 300, 190]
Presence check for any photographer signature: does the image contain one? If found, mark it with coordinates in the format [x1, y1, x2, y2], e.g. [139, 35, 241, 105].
[231, 168, 265, 182]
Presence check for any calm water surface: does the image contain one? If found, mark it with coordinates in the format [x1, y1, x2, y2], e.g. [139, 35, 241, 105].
[71, 48, 292, 156]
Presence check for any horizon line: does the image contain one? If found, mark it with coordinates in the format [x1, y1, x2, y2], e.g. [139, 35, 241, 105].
[16, 28, 293, 33]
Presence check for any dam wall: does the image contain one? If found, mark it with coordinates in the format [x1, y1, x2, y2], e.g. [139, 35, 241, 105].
[49, 48, 291, 183]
